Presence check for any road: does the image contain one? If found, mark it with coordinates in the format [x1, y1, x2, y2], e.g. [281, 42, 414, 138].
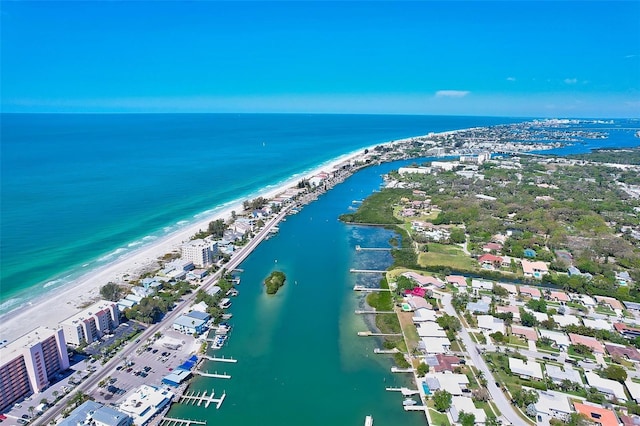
[438, 292, 523, 426]
[38, 206, 291, 425]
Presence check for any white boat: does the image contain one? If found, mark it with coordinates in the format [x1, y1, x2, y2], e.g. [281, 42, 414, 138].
[364, 415, 373, 426]
[402, 398, 417, 406]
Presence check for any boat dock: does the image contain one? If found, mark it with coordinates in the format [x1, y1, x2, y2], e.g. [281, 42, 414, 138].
[195, 370, 231, 379]
[179, 389, 226, 409]
[355, 310, 394, 314]
[353, 285, 390, 292]
[403, 405, 427, 412]
[350, 269, 387, 274]
[202, 355, 237, 363]
[160, 417, 207, 426]
[374, 348, 400, 354]
[391, 367, 415, 373]
[385, 387, 420, 396]
[356, 245, 391, 251]
[357, 331, 402, 337]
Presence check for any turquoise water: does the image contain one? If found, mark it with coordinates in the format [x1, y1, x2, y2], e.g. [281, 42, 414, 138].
[0, 113, 519, 314]
[167, 157, 433, 426]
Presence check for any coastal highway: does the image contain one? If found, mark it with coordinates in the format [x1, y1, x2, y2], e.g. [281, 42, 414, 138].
[38, 205, 291, 425]
[438, 292, 523, 426]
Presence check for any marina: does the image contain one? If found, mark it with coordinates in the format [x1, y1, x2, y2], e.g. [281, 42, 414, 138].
[160, 417, 207, 426]
[179, 389, 226, 409]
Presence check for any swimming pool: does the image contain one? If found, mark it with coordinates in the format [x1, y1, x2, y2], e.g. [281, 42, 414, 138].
[422, 382, 431, 395]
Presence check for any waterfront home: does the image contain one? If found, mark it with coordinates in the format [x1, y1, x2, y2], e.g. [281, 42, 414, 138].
[623, 301, 640, 311]
[573, 402, 622, 426]
[477, 315, 505, 334]
[417, 322, 447, 338]
[173, 312, 209, 335]
[471, 279, 493, 292]
[569, 333, 605, 354]
[412, 308, 438, 322]
[511, 325, 538, 342]
[450, 396, 487, 424]
[420, 337, 451, 354]
[605, 343, 640, 363]
[519, 285, 542, 300]
[583, 318, 613, 331]
[477, 254, 503, 270]
[446, 275, 467, 288]
[545, 365, 583, 385]
[530, 390, 573, 423]
[585, 372, 628, 402]
[405, 287, 426, 298]
[424, 373, 470, 396]
[614, 322, 640, 339]
[427, 354, 463, 373]
[521, 259, 549, 279]
[538, 330, 571, 350]
[552, 314, 581, 327]
[495, 282, 518, 296]
[406, 294, 432, 310]
[509, 357, 543, 380]
[402, 271, 442, 288]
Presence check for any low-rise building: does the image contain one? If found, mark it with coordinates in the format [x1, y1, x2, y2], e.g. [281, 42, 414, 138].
[412, 307, 438, 322]
[450, 396, 486, 424]
[545, 364, 583, 385]
[552, 314, 581, 327]
[569, 333, 605, 354]
[573, 402, 622, 426]
[119, 385, 174, 426]
[583, 318, 613, 331]
[548, 291, 570, 303]
[605, 343, 640, 362]
[477, 315, 505, 334]
[521, 260, 549, 279]
[531, 390, 573, 423]
[424, 373, 469, 396]
[614, 322, 640, 339]
[508, 357, 543, 380]
[59, 401, 131, 426]
[538, 330, 571, 349]
[471, 279, 494, 291]
[519, 285, 542, 299]
[511, 325, 538, 342]
[585, 372, 627, 402]
[445, 275, 467, 288]
[495, 282, 518, 295]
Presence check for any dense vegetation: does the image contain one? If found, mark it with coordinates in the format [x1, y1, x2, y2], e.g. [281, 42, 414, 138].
[339, 189, 412, 224]
[264, 271, 286, 294]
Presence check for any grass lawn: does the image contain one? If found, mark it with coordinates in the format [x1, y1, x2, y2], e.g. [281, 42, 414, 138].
[472, 332, 487, 345]
[506, 335, 528, 347]
[568, 346, 595, 360]
[595, 305, 616, 316]
[535, 343, 560, 354]
[398, 311, 420, 352]
[417, 243, 477, 270]
[428, 409, 451, 426]
[450, 340, 464, 352]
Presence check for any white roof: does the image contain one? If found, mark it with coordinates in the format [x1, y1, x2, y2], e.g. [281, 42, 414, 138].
[417, 322, 447, 338]
[533, 390, 573, 416]
[412, 308, 438, 322]
[426, 373, 469, 395]
[585, 372, 627, 401]
[581, 295, 597, 306]
[530, 311, 549, 322]
[545, 365, 583, 384]
[508, 357, 543, 380]
[421, 337, 451, 354]
[626, 379, 640, 402]
[477, 315, 505, 334]
[552, 314, 581, 327]
[119, 385, 174, 425]
[472, 279, 493, 290]
[450, 396, 487, 423]
[583, 318, 613, 331]
[539, 330, 571, 347]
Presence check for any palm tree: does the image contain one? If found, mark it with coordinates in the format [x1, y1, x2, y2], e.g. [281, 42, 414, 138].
[28, 406, 35, 418]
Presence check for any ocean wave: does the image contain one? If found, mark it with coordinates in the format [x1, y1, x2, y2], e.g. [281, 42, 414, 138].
[142, 235, 157, 241]
[98, 247, 127, 262]
[127, 241, 143, 248]
[176, 220, 189, 226]
[43, 278, 63, 288]
[0, 298, 22, 311]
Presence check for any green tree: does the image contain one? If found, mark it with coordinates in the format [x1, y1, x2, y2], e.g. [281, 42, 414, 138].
[512, 388, 539, 408]
[520, 310, 538, 327]
[416, 362, 429, 377]
[601, 365, 627, 383]
[526, 298, 547, 313]
[458, 412, 475, 426]
[436, 313, 461, 332]
[492, 285, 509, 298]
[490, 331, 505, 343]
[99, 282, 123, 302]
[433, 389, 452, 412]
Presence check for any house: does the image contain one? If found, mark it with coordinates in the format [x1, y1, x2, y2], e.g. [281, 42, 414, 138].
[466, 300, 490, 314]
[549, 291, 570, 303]
[521, 259, 549, 279]
[420, 337, 451, 354]
[539, 330, 571, 349]
[595, 296, 625, 311]
[500, 256, 515, 268]
[482, 242, 503, 253]
[450, 396, 486, 424]
[615, 323, 640, 339]
[583, 318, 613, 331]
[552, 314, 581, 327]
[620, 414, 640, 426]
[424, 373, 470, 396]
[545, 365, 583, 385]
[417, 322, 447, 338]
[477, 254, 503, 269]
[406, 294, 433, 310]
[495, 282, 518, 296]
[412, 308, 438, 323]
[430, 354, 463, 373]
[446, 275, 467, 288]
[579, 295, 597, 307]
[59, 401, 132, 426]
[531, 390, 574, 423]
[511, 325, 538, 342]
[605, 343, 640, 362]
[402, 272, 444, 288]
[617, 271, 633, 286]
[573, 402, 622, 426]
[405, 287, 426, 298]
[625, 379, 640, 403]
[471, 279, 494, 292]
[496, 304, 520, 321]
[530, 311, 549, 323]
[509, 357, 543, 380]
[624, 302, 640, 311]
[477, 315, 505, 334]
[585, 372, 628, 402]
[569, 333, 605, 354]
[519, 286, 542, 299]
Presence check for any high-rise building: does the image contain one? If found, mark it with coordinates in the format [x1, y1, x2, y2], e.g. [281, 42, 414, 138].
[60, 300, 120, 346]
[181, 239, 213, 268]
[0, 327, 69, 412]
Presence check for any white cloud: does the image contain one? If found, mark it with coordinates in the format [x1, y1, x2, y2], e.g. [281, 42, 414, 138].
[564, 78, 578, 85]
[506, 77, 516, 82]
[435, 90, 470, 98]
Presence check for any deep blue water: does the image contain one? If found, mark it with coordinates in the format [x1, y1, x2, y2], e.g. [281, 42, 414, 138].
[0, 113, 521, 313]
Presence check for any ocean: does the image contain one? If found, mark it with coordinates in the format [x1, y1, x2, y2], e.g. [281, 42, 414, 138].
[0, 113, 518, 314]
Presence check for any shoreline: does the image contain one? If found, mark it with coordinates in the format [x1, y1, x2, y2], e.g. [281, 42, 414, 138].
[0, 139, 389, 341]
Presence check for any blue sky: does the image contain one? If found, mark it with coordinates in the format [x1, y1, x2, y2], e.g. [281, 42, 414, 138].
[1, 1, 639, 117]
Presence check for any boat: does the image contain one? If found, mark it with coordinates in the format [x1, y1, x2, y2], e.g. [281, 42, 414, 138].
[402, 398, 417, 406]
[364, 415, 373, 426]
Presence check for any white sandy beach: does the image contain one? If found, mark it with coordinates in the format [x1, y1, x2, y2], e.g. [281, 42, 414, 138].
[0, 145, 380, 342]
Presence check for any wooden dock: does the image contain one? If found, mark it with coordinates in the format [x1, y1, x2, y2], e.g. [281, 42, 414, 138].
[160, 417, 207, 426]
[403, 405, 428, 412]
[350, 269, 387, 274]
[353, 285, 390, 292]
[179, 389, 226, 409]
[356, 245, 391, 252]
[358, 331, 403, 337]
[195, 370, 231, 379]
[374, 348, 400, 354]
[355, 310, 394, 314]
[391, 367, 415, 373]
[385, 387, 420, 396]
[202, 355, 237, 363]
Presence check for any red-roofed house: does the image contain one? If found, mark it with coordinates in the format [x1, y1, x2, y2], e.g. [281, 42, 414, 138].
[573, 402, 621, 426]
[511, 325, 538, 342]
[446, 275, 467, 288]
[521, 259, 549, 279]
[433, 354, 463, 372]
[478, 254, 503, 270]
[404, 287, 426, 298]
[614, 323, 640, 339]
[595, 296, 625, 311]
[482, 242, 503, 253]
[402, 272, 445, 288]
[569, 333, 605, 354]
[549, 291, 570, 302]
[605, 343, 640, 362]
[519, 286, 542, 300]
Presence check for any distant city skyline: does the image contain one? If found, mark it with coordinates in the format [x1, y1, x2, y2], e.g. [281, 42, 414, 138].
[1, 1, 639, 118]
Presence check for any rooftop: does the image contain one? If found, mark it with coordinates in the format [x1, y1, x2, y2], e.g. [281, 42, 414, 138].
[573, 402, 621, 426]
[569, 333, 605, 353]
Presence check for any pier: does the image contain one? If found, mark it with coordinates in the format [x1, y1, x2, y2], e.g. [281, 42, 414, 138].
[160, 417, 207, 426]
[202, 355, 237, 363]
[350, 269, 387, 274]
[195, 370, 231, 379]
[391, 367, 415, 373]
[385, 387, 420, 396]
[355, 245, 391, 252]
[357, 331, 402, 337]
[355, 310, 395, 314]
[179, 389, 226, 409]
[403, 405, 428, 412]
[353, 285, 390, 292]
[374, 348, 400, 354]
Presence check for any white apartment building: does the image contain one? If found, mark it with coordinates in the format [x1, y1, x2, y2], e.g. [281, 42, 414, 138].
[0, 327, 69, 412]
[181, 239, 214, 268]
[60, 300, 119, 346]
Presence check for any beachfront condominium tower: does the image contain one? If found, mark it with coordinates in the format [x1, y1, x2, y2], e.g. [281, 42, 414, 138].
[59, 300, 120, 346]
[181, 239, 214, 268]
[0, 327, 69, 412]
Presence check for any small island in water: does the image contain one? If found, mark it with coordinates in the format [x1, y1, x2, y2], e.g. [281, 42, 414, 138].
[264, 271, 286, 294]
